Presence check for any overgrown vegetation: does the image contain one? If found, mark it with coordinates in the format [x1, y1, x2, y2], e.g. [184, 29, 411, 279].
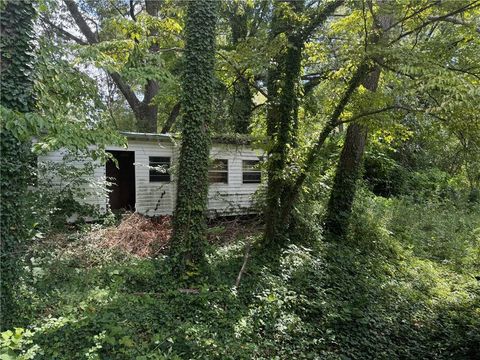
[1, 0, 479, 358]
[1, 192, 478, 359]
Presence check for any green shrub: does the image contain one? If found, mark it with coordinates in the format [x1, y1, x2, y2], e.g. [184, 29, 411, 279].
[2, 192, 479, 359]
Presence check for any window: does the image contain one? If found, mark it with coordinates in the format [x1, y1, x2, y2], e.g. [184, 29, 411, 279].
[243, 160, 261, 184]
[209, 159, 228, 183]
[149, 156, 171, 182]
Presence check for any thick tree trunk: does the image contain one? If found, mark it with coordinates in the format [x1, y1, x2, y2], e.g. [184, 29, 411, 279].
[64, 0, 160, 133]
[324, 68, 381, 238]
[0, 0, 36, 330]
[323, 122, 369, 237]
[169, 0, 217, 278]
[323, 4, 392, 238]
[135, 100, 158, 133]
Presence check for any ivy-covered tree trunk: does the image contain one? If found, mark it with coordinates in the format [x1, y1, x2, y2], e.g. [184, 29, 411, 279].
[0, 0, 36, 330]
[264, 1, 305, 247]
[169, 0, 217, 277]
[323, 121, 369, 237]
[229, 5, 253, 134]
[324, 6, 393, 238]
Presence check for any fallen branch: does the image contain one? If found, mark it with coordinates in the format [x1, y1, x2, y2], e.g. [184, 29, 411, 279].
[234, 241, 252, 289]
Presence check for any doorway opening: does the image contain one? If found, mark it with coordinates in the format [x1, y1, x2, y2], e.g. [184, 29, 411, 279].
[106, 150, 135, 211]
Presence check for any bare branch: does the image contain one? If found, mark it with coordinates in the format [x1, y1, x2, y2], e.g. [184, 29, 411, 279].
[428, 15, 480, 33]
[234, 241, 252, 289]
[336, 105, 415, 125]
[161, 102, 181, 134]
[109, 72, 141, 112]
[63, 0, 98, 44]
[129, 0, 137, 21]
[63, 0, 142, 112]
[390, 1, 480, 44]
[41, 16, 88, 45]
[386, 1, 440, 32]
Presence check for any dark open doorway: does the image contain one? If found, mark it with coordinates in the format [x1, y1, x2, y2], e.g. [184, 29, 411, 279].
[106, 151, 135, 211]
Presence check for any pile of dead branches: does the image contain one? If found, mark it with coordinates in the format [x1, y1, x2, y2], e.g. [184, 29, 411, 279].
[98, 212, 172, 257]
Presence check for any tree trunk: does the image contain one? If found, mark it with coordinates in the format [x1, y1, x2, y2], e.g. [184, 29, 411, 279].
[323, 122, 369, 237]
[169, 0, 217, 278]
[232, 77, 253, 134]
[64, 0, 160, 133]
[229, 4, 253, 134]
[0, 0, 36, 330]
[264, 1, 306, 247]
[323, 4, 392, 238]
[324, 67, 381, 238]
[135, 99, 158, 133]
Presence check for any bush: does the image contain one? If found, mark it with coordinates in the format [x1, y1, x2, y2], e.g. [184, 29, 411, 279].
[2, 192, 478, 359]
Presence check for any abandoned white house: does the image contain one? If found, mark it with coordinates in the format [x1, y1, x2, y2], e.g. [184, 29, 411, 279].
[38, 132, 264, 216]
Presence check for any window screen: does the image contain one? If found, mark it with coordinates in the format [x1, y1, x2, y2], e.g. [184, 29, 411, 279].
[242, 160, 261, 184]
[149, 156, 171, 182]
[208, 159, 228, 183]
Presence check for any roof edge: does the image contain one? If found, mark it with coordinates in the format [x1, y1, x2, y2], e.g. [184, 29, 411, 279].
[121, 132, 261, 145]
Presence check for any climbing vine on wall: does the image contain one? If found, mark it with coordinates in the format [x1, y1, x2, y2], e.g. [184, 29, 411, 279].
[0, 0, 36, 329]
[169, 0, 217, 278]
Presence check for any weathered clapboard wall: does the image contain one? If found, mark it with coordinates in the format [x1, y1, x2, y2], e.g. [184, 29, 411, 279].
[207, 144, 263, 215]
[106, 138, 177, 216]
[37, 148, 108, 213]
[38, 133, 263, 216]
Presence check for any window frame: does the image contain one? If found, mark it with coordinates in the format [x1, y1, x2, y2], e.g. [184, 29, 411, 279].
[242, 159, 261, 184]
[208, 159, 229, 184]
[149, 156, 171, 183]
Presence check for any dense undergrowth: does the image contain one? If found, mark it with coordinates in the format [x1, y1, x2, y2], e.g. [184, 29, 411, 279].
[2, 193, 479, 359]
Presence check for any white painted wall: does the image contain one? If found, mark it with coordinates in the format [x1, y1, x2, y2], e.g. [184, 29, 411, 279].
[39, 137, 263, 216]
[208, 144, 264, 215]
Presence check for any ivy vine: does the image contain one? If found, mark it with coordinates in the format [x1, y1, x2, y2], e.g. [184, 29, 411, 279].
[0, 0, 36, 330]
[169, 0, 217, 278]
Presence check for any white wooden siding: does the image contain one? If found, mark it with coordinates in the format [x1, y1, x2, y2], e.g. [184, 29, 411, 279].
[39, 137, 262, 216]
[38, 148, 107, 212]
[107, 139, 177, 216]
[207, 144, 263, 215]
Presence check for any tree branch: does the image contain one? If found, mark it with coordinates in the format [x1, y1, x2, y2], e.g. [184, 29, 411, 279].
[280, 62, 371, 221]
[233, 241, 251, 289]
[63, 0, 142, 112]
[129, 0, 137, 21]
[161, 102, 181, 134]
[390, 1, 480, 44]
[63, 0, 98, 44]
[373, 59, 417, 80]
[428, 15, 480, 34]
[218, 51, 270, 100]
[302, 71, 332, 95]
[41, 16, 88, 45]
[109, 72, 141, 112]
[302, 0, 344, 40]
[338, 105, 399, 124]
[386, 1, 440, 32]
[335, 104, 424, 125]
